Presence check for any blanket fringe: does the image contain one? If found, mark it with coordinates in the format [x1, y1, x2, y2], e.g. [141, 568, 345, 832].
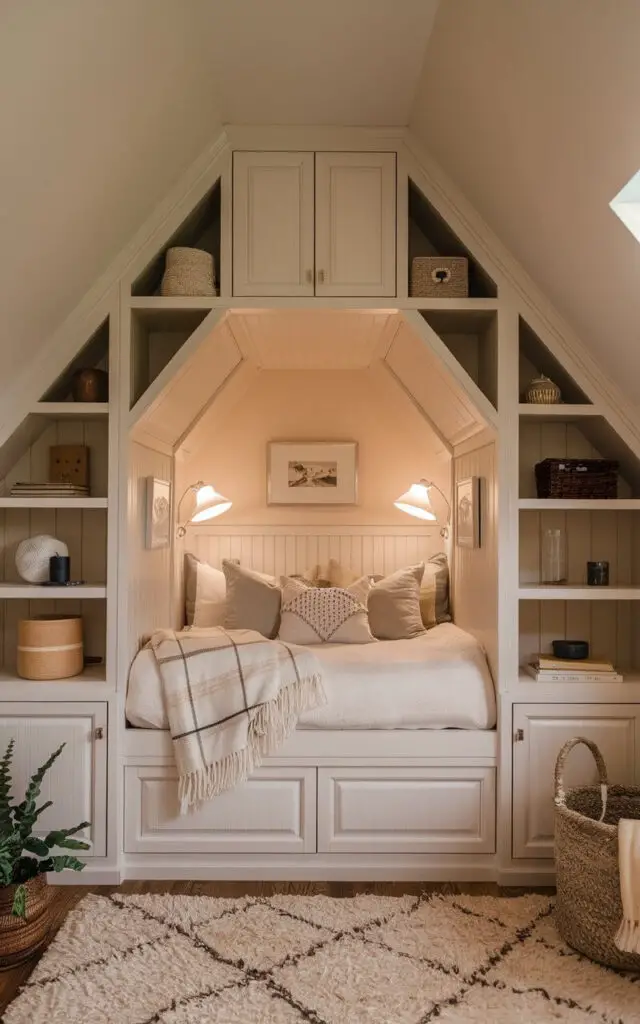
[179, 673, 325, 813]
[615, 918, 640, 955]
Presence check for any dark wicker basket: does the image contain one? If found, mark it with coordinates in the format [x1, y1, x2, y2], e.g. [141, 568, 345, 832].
[535, 458, 618, 499]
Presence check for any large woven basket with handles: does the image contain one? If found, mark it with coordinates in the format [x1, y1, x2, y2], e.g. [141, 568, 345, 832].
[554, 737, 640, 971]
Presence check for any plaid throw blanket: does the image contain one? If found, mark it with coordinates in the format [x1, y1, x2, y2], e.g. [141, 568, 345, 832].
[150, 626, 326, 813]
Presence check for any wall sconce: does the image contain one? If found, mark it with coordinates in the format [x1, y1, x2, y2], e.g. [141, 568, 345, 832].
[176, 481, 232, 538]
[394, 479, 451, 539]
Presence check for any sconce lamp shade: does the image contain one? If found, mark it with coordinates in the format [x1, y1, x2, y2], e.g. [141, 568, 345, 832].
[190, 484, 232, 523]
[393, 481, 437, 521]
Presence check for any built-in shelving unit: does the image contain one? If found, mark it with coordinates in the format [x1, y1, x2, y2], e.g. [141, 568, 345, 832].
[31, 402, 109, 419]
[518, 498, 640, 510]
[0, 497, 108, 509]
[0, 583, 106, 599]
[519, 585, 640, 600]
[130, 306, 212, 407]
[420, 308, 498, 410]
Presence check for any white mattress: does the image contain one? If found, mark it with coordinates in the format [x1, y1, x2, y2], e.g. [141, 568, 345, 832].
[126, 623, 496, 731]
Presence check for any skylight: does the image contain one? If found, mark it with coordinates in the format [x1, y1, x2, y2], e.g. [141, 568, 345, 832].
[610, 170, 640, 242]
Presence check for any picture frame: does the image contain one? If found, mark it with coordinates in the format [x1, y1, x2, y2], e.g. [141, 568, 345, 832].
[267, 442, 358, 506]
[455, 476, 481, 548]
[145, 477, 172, 549]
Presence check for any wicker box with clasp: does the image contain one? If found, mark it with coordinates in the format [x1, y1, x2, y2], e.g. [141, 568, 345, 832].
[410, 257, 468, 298]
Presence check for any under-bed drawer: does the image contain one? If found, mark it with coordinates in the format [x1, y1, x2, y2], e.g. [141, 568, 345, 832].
[124, 766, 316, 854]
[317, 767, 496, 854]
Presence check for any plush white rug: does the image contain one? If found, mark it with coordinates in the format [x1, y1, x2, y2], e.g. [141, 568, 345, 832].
[5, 892, 640, 1023]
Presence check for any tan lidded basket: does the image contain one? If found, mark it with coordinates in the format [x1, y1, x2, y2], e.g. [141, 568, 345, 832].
[554, 737, 640, 971]
[410, 256, 468, 298]
[17, 616, 83, 680]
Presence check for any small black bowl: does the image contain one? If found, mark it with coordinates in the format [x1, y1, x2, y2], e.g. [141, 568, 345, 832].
[552, 639, 589, 660]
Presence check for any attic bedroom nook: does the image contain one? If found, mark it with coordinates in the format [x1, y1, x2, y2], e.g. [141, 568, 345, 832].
[1, 125, 640, 894]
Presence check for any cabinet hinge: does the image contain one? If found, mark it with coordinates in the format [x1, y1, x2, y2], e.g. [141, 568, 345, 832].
[514, 728, 524, 742]
[94, 727, 104, 740]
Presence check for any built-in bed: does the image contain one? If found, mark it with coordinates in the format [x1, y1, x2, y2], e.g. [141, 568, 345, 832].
[123, 623, 498, 880]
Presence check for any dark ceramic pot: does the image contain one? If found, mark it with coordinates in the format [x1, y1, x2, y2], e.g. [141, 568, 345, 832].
[71, 368, 108, 403]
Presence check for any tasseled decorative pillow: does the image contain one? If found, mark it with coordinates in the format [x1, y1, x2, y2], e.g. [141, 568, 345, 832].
[278, 575, 375, 645]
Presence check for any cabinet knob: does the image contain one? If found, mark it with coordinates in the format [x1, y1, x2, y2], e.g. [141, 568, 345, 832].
[305, 269, 313, 284]
[317, 269, 325, 284]
[94, 727, 104, 740]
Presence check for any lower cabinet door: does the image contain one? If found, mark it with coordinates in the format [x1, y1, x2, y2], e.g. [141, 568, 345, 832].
[125, 765, 317, 853]
[0, 702, 107, 857]
[512, 703, 640, 859]
[317, 767, 496, 854]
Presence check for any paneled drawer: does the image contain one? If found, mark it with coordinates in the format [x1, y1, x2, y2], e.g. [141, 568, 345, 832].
[318, 767, 496, 854]
[125, 765, 316, 854]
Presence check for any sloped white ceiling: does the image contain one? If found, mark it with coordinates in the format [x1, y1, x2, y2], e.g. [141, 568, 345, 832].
[410, 0, 640, 404]
[0, 0, 438, 394]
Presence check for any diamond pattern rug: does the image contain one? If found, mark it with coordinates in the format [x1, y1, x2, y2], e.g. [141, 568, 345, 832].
[4, 892, 640, 1022]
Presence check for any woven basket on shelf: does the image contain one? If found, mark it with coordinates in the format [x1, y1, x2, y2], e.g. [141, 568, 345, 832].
[161, 247, 215, 297]
[17, 616, 83, 680]
[554, 737, 640, 971]
[534, 458, 618, 499]
[410, 256, 468, 298]
[0, 876, 53, 969]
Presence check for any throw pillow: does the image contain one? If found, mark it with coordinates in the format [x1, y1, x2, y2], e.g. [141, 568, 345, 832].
[420, 553, 451, 628]
[278, 575, 375, 645]
[222, 560, 281, 638]
[298, 558, 359, 589]
[368, 563, 426, 641]
[184, 553, 226, 627]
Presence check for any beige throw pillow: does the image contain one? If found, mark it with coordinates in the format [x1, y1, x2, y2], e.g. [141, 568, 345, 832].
[298, 558, 359, 589]
[184, 553, 226, 627]
[278, 575, 374, 645]
[368, 563, 426, 641]
[222, 560, 281, 638]
[420, 553, 451, 628]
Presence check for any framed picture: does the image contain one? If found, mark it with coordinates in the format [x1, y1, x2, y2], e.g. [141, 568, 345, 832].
[145, 477, 171, 549]
[267, 442, 358, 505]
[455, 476, 481, 548]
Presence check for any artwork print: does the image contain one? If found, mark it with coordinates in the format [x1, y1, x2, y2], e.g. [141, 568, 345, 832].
[268, 443, 357, 505]
[146, 477, 172, 549]
[456, 476, 481, 548]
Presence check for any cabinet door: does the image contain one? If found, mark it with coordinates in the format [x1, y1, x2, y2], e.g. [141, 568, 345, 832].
[0, 703, 107, 857]
[512, 703, 639, 859]
[315, 152, 396, 297]
[233, 151, 315, 296]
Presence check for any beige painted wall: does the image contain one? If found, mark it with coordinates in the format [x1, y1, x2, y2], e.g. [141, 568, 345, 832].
[179, 364, 450, 528]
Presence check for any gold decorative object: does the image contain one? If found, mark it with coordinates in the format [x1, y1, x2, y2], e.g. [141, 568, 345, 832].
[525, 375, 561, 404]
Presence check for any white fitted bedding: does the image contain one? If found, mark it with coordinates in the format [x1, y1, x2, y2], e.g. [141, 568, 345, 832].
[126, 623, 496, 731]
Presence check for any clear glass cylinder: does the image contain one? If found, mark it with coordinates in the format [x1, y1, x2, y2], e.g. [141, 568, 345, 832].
[541, 527, 567, 584]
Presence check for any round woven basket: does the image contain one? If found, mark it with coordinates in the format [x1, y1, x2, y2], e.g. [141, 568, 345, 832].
[0, 876, 53, 970]
[161, 247, 215, 297]
[554, 737, 640, 971]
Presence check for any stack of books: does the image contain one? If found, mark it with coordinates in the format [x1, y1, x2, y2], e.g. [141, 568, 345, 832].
[10, 482, 89, 498]
[523, 654, 622, 683]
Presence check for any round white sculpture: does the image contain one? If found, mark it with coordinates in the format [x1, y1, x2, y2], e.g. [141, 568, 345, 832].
[15, 535, 69, 584]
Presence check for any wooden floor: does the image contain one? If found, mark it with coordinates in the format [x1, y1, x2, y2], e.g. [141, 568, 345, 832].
[0, 880, 554, 1014]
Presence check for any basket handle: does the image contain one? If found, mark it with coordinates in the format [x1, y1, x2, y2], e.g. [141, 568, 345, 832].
[554, 736, 608, 822]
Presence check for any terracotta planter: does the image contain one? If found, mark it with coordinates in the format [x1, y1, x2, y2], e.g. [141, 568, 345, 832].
[0, 876, 53, 969]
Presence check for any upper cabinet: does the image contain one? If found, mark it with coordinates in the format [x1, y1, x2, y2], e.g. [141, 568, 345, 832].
[233, 152, 396, 298]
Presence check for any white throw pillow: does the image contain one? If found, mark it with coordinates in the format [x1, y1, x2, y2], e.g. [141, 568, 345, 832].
[278, 575, 375, 645]
[184, 553, 226, 627]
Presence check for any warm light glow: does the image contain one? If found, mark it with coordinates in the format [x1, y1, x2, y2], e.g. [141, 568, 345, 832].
[190, 485, 232, 523]
[394, 482, 437, 521]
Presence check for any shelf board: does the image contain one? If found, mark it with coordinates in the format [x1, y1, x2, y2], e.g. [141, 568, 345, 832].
[0, 497, 107, 509]
[129, 296, 220, 310]
[518, 404, 597, 420]
[30, 402, 109, 419]
[0, 583, 106, 599]
[518, 584, 640, 600]
[0, 664, 106, 685]
[0, 665, 114, 700]
[519, 498, 640, 510]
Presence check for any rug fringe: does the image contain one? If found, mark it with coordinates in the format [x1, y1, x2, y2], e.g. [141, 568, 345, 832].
[615, 918, 640, 954]
[179, 674, 325, 813]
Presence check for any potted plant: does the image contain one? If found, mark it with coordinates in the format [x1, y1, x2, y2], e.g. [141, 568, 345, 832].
[0, 739, 90, 969]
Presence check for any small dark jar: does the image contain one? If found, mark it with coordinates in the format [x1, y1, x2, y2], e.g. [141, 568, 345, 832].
[587, 561, 609, 586]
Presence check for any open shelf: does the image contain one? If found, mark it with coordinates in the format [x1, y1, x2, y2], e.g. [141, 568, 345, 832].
[31, 402, 109, 419]
[408, 180, 497, 299]
[0, 497, 107, 509]
[132, 179, 221, 297]
[41, 318, 110, 404]
[519, 498, 640, 510]
[519, 404, 597, 421]
[519, 317, 590, 405]
[0, 584, 106, 599]
[0, 663, 106, 685]
[519, 585, 640, 600]
[419, 308, 498, 409]
[130, 307, 211, 408]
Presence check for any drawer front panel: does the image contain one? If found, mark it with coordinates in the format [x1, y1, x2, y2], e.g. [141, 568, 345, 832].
[125, 766, 316, 854]
[318, 767, 496, 854]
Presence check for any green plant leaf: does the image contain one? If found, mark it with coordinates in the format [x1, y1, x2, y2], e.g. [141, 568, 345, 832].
[0, 739, 15, 833]
[44, 823, 90, 848]
[47, 855, 85, 873]
[23, 837, 49, 857]
[12, 884, 26, 920]
[51, 837, 90, 851]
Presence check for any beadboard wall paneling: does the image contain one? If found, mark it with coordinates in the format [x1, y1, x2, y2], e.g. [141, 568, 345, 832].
[1, 418, 109, 497]
[452, 442, 497, 677]
[187, 525, 444, 583]
[519, 601, 635, 674]
[128, 441, 173, 662]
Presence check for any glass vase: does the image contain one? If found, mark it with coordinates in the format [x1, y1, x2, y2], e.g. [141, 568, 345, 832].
[541, 527, 567, 584]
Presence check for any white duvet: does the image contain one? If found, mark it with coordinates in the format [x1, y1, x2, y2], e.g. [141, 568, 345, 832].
[126, 623, 496, 731]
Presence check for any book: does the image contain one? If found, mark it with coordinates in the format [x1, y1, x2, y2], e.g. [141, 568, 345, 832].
[536, 653, 615, 673]
[522, 663, 623, 683]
